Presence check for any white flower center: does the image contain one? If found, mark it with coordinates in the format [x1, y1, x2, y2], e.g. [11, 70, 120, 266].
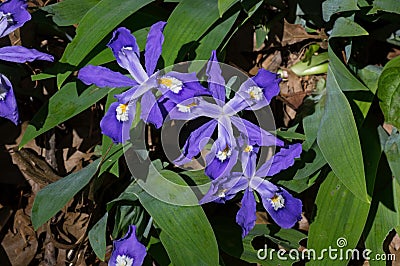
[116, 254, 134, 266]
[177, 102, 197, 113]
[218, 189, 227, 198]
[216, 146, 232, 162]
[0, 11, 13, 24]
[0, 84, 7, 101]
[248, 86, 263, 101]
[158, 76, 183, 93]
[116, 103, 129, 122]
[269, 194, 285, 211]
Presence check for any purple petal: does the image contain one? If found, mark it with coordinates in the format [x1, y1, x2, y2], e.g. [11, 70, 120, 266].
[240, 144, 257, 179]
[236, 188, 257, 237]
[115, 87, 139, 103]
[252, 69, 281, 103]
[0, 46, 54, 63]
[261, 187, 302, 229]
[140, 90, 163, 128]
[158, 72, 211, 102]
[0, 0, 31, 38]
[205, 140, 238, 180]
[199, 172, 247, 204]
[78, 65, 138, 88]
[226, 69, 281, 112]
[231, 116, 284, 147]
[107, 27, 148, 83]
[206, 50, 225, 105]
[256, 143, 302, 177]
[144, 21, 166, 75]
[100, 101, 136, 143]
[0, 74, 18, 124]
[168, 97, 221, 121]
[109, 225, 147, 266]
[174, 120, 217, 165]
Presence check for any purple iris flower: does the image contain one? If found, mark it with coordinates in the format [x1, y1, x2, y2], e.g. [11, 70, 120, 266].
[78, 22, 208, 143]
[0, 0, 30, 38]
[108, 225, 146, 266]
[170, 50, 283, 179]
[199, 141, 303, 237]
[0, 0, 54, 125]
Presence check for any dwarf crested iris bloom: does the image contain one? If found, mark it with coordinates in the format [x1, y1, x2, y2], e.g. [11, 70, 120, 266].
[78, 22, 209, 143]
[170, 50, 283, 179]
[0, 0, 54, 125]
[109, 225, 146, 266]
[0, 0, 30, 38]
[199, 141, 303, 237]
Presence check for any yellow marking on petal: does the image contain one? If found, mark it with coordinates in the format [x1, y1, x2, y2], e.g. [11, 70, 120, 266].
[244, 145, 253, 153]
[116, 103, 129, 122]
[270, 194, 285, 211]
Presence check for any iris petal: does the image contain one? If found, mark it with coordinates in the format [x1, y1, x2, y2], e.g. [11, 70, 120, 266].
[109, 225, 147, 266]
[78, 65, 138, 88]
[236, 188, 257, 237]
[0, 0, 31, 38]
[0, 46, 54, 63]
[0, 74, 18, 125]
[206, 50, 226, 106]
[144, 21, 166, 76]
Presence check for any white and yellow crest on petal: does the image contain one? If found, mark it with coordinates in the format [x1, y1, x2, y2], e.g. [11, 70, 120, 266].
[158, 76, 183, 93]
[116, 103, 129, 122]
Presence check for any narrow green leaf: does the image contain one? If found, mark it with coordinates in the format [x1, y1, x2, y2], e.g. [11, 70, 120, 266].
[322, 0, 359, 22]
[41, 0, 100, 26]
[328, 47, 369, 91]
[20, 83, 109, 148]
[218, 0, 238, 17]
[60, 0, 154, 66]
[308, 172, 370, 265]
[317, 65, 368, 202]
[88, 213, 108, 261]
[32, 159, 101, 229]
[31, 73, 56, 81]
[384, 128, 400, 183]
[162, 0, 221, 65]
[128, 181, 219, 265]
[365, 178, 400, 266]
[378, 67, 400, 129]
[330, 17, 368, 38]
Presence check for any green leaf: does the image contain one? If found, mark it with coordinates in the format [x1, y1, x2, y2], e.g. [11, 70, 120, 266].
[365, 177, 400, 265]
[88, 213, 108, 261]
[290, 52, 329, 76]
[128, 182, 219, 265]
[328, 47, 369, 91]
[384, 128, 400, 183]
[211, 216, 303, 265]
[41, 0, 100, 26]
[378, 67, 400, 129]
[19, 83, 109, 148]
[31, 73, 56, 81]
[60, 0, 154, 66]
[162, 0, 221, 65]
[329, 17, 368, 38]
[32, 159, 101, 229]
[317, 65, 369, 202]
[369, 0, 400, 15]
[218, 0, 238, 17]
[322, 0, 359, 22]
[307, 172, 370, 265]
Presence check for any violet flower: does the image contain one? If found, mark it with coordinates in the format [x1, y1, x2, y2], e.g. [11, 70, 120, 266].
[78, 22, 208, 143]
[170, 51, 283, 179]
[199, 141, 303, 237]
[109, 225, 146, 266]
[0, 0, 54, 125]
